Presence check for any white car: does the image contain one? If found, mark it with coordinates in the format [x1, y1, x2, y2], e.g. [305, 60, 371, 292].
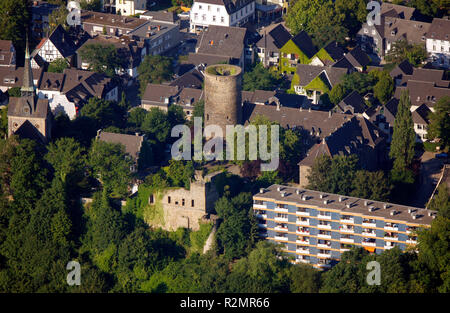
[178, 11, 190, 18]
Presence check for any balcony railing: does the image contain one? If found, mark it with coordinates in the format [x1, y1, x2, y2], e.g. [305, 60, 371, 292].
[340, 218, 354, 224]
[384, 226, 399, 231]
[253, 203, 266, 209]
[274, 216, 288, 222]
[362, 222, 377, 228]
[318, 224, 332, 230]
[274, 236, 288, 241]
[317, 263, 332, 268]
[317, 243, 331, 249]
[317, 252, 332, 258]
[384, 236, 398, 241]
[275, 206, 288, 213]
[340, 248, 351, 252]
[384, 245, 395, 250]
[296, 239, 309, 244]
[257, 223, 267, 228]
[296, 210, 309, 216]
[296, 248, 309, 254]
[317, 213, 332, 220]
[255, 213, 267, 219]
[296, 219, 310, 226]
[406, 239, 417, 245]
[274, 226, 288, 232]
[362, 231, 376, 237]
[340, 238, 354, 243]
[362, 241, 376, 247]
[318, 233, 331, 239]
[340, 228, 354, 234]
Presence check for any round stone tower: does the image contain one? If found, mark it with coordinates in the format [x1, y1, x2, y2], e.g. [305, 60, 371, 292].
[204, 64, 242, 137]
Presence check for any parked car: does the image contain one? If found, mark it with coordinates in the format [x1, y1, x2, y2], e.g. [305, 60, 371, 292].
[178, 11, 190, 18]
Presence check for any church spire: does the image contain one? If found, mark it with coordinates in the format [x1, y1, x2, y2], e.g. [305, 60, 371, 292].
[21, 34, 35, 96]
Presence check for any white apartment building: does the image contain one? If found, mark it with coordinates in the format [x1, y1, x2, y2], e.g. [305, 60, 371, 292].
[115, 0, 147, 16]
[190, 0, 255, 33]
[426, 18, 450, 68]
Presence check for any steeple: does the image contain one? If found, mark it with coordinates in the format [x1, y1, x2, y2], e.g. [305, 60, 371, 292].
[21, 34, 35, 97]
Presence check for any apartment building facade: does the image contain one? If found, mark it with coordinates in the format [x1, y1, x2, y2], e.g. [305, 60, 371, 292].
[190, 0, 255, 33]
[426, 18, 450, 69]
[253, 185, 436, 269]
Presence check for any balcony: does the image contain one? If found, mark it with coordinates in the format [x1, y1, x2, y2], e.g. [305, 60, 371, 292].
[274, 216, 288, 222]
[296, 210, 309, 217]
[406, 239, 417, 245]
[317, 233, 331, 239]
[340, 237, 354, 243]
[362, 241, 376, 247]
[257, 223, 267, 228]
[384, 226, 399, 231]
[362, 231, 376, 237]
[296, 219, 310, 226]
[317, 213, 332, 220]
[275, 206, 288, 213]
[317, 224, 332, 230]
[317, 243, 331, 249]
[253, 203, 266, 209]
[340, 248, 351, 252]
[340, 218, 354, 224]
[296, 229, 309, 235]
[340, 227, 354, 234]
[317, 252, 332, 258]
[297, 258, 310, 264]
[274, 225, 289, 232]
[384, 236, 398, 241]
[384, 245, 395, 250]
[296, 248, 309, 254]
[317, 263, 332, 269]
[296, 239, 309, 244]
[274, 235, 288, 241]
[362, 222, 377, 228]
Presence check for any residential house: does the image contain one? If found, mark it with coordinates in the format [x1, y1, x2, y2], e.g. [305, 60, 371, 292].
[190, 0, 255, 33]
[141, 83, 204, 119]
[31, 0, 59, 40]
[169, 69, 204, 89]
[426, 18, 450, 68]
[279, 31, 317, 76]
[363, 97, 398, 142]
[335, 90, 368, 115]
[254, 0, 284, 23]
[80, 10, 149, 37]
[291, 64, 348, 105]
[0, 40, 16, 68]
[77, 35, 146, 78]
[357, 2, 429, 59]
[309, 41, 345, 67]
[31, 25, 79, 69]
[0, 66, 43, 93]
[188, 25, 248, 69]
[140, 10, 179, 25]
[36, 68, 118, 119]
[255, 23, 291, 68]
[115, 0, 147, 16]
[241, 89, 311, 109]
[97, 130, 145, 173]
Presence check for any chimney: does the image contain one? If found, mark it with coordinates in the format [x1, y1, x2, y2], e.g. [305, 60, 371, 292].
[295, 189, 301, 195]
[323, 200, 329, 205]
[412, 214, 417, 220]
[277, 186, 282, 192]
[328, 110, 332, 118]
[339, 196, 343, 202]
[259, 188, 265, 194]
[302, 195, 307, 201]
[383, 203, 388, 209]
[157, 25, 161, 31]
[319, 194, 324, 199]
[281, 192, 286, 197]
[390, 210, 396, 216]
[346, 203, 351, 208]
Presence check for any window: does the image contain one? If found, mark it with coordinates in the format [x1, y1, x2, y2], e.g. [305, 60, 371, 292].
[202, 14, 206, 21]
[182, 199, 185, 206]
[168, 196, 171, 204]
[191, 200, 194, 207]
[150, 194, 154, 204]
[208, 5, 210, 11]
[221, 16, 224, 23]
[213, 15, 216, 22]
[199, 5, 202, 9]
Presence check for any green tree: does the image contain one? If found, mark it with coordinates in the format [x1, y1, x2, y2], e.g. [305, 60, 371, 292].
[7, 87, 21, 98]
[141, 107, 171, 143]
[46, 5, 69, 34]
[285, 0, 328, 35]
[45, 137, 86, 184]
[385, 40, 428, 66]
[89, 140, 133, 198]
[0, 0, 29, 61]
[127, 107, 148, 128]
[389, 90, 416, 184]
[80, 0, 103, 11]
[428, 184, 450, 218]
[351, 170, 392, 201]
[427, 96, 450, 149]
[373, 71, 394, 104]
[243, 63, 280, 91]
[138, 55, 174, 94]
[78, 44, 121, 77]
[0, 107, 7, 138]
[48, 58, 69, 73]
[80, 97, 124, 128]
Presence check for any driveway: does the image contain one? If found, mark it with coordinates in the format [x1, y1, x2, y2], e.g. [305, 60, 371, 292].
[410, 151, 444, 208]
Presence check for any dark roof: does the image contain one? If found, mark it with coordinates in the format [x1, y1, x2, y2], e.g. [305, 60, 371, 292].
[176, 88, 204, 107]
[427, 18, 450, 41]
[412, 103, 431, 125]
[322, 41, 345, 62]
[380, 2, 416, 20]
[98, 131, 144, 161]
[0, 67, 44, 89]
[8, 97, 49, 119]
[141, 10, 179, 24]
[38, 72, 65, 92]
[344, 46, 371, 68]
[296, 64, 347, 88]
[390, 59, 414, 79]
[197, 25, 247, 59]
[187, 52, 230, 67]
[267, 24, 292, 49]
[169, 69, 203, 89]
[81, 10, 148, 30]
[142, 83, 179, 106]
[291, 31, 317, 59]
[395, 81, 450, 109]
[337, 91, 368, 114]
[382, 16, 430, 45]
[46, 25, 78, 58]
